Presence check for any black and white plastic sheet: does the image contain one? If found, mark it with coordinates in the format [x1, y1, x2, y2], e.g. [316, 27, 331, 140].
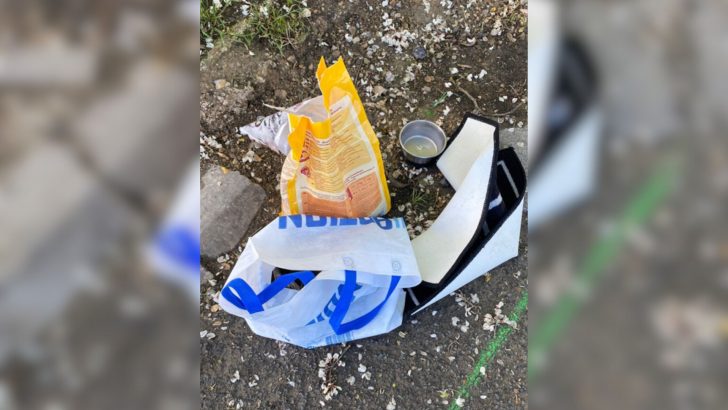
[405, 114, 526, 316]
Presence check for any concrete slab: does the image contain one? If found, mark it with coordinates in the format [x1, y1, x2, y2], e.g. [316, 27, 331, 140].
[200, 167, 265, 257]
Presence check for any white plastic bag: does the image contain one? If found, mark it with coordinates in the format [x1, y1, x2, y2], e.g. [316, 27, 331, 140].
[404, 114, 526, 315]
[217, 215, 421, 348]
[238, 97, 326, 155]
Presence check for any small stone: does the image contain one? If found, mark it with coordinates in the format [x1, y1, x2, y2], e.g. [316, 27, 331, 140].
[373, 85, 386, 98]
[214, 79, 228, 90]
[439, 177, 450, 187]
[201, 268, 214, 283]
[274, 89, 287, 100]
[424, 76, 434, 83]
[413, 46, 427, 60]
[385, 71, 395, 83]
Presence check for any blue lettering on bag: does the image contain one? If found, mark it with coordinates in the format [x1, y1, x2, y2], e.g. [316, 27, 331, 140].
[279, 214, 303, 228]
[338, 218, 358, 226]
[278, 216, 403, 230]
[306, 215, 327, 227]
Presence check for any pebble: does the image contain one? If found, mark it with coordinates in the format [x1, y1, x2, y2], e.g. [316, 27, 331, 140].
[413, 46, 427, 60]
[214, 79, 229, 90]
[201, 268, 214, 283]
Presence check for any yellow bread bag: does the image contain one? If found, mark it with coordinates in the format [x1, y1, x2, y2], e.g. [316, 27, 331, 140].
[280, 57, 391, 217]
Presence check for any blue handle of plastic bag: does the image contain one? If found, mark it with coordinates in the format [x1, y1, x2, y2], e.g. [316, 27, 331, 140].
[221, 270, 315, 314]
[329, 270, 401, 335]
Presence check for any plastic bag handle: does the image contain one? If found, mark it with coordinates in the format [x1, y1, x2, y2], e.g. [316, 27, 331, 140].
[221, 271, 315, 314]
[329, 270, 401, 335]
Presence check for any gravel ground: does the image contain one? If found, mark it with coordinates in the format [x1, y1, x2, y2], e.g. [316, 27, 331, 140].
[200, 0, 527, 408]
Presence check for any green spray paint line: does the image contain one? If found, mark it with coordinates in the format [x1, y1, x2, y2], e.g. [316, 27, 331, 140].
[448, 291, 529, 410]
[528, 159, 679, 382]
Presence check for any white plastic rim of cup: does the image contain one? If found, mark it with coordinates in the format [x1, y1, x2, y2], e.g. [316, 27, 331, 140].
[399, 120, 447, 165]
